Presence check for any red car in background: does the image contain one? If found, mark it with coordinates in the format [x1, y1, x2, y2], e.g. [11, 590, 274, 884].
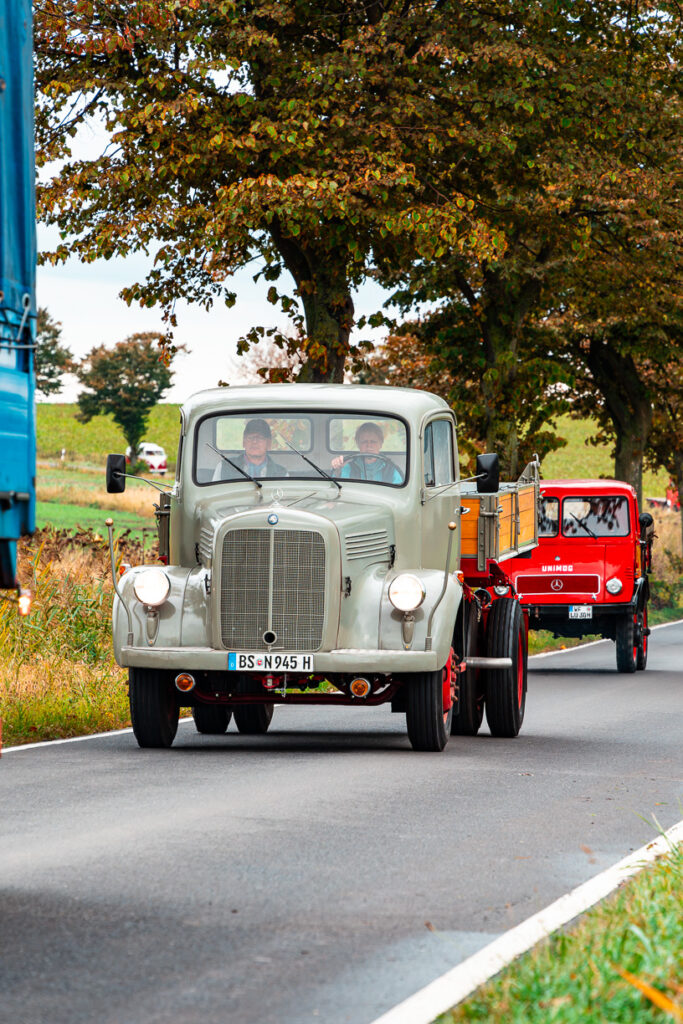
[505, 479, 654, 673]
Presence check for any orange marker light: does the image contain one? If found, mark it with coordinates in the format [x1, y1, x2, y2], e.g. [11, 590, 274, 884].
[18, 591, 32, 616]
[350, 678, 371, 698]
[175, 673, 196, 692]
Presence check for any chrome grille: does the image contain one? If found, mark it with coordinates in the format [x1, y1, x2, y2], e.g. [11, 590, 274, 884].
[220, 528, 325, 651]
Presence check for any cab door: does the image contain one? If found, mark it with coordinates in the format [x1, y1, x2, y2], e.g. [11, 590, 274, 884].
[421, 416, 460, 570]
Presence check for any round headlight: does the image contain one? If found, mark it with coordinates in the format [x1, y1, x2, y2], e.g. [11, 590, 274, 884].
[133, 568, 171, 607]
[606, 576, 623, 595]
[388, 573, 426, 613]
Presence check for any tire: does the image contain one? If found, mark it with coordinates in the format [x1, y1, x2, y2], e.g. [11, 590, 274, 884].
[452, 600, 485, 736]
[616, 612, 638, 673]
[406, 667, 452, 752]
[233, 703, 274, 735]
[484, 598, 527, 738]
[636, 605, 649, 671]
[129, 667, 179, 749]
[192, 703, 232, 734]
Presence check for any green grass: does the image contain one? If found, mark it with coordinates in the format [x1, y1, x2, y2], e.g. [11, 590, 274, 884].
[439, 841, 683, 1024]
[36, 402, 181, 466]
[540, 414, 668, 497]
[36, 500, 152, 541]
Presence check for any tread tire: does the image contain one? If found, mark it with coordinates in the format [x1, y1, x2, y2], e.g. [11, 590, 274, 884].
[233, 703, 274, 735]
[452, 600, 485, 736]
[406, 668, 452, 752]
[636, 605, 648, 671]
[484, 597, 526, 738]
[616, 612, 637, 673]
[129, 667, 179, 749]
[192, 704, 232, 734]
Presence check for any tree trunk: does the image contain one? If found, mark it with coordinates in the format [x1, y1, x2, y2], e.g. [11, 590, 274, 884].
[584, 338, 653, 507]
[675, 451, 683, 561]
[268, 219, 353, 383]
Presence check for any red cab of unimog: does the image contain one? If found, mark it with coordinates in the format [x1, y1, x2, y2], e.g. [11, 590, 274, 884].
[505, 479, 654, 673]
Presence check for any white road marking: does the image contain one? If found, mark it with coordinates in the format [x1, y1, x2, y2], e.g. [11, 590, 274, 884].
[2, 717, 195, 753]
[4, 617, 681, 753]
[529, 616, 683, 659]
[369, 818, 683, 1024]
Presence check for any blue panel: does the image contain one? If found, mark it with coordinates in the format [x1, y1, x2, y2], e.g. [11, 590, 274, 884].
[0, 0, 36, 584]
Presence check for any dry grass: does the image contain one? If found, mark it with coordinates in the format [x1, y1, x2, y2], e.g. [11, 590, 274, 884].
[36, 482, 155, 518]
[0, 529, 153, 747]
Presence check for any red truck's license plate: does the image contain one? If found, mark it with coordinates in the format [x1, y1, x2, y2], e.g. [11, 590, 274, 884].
[569, 605, 593, 619]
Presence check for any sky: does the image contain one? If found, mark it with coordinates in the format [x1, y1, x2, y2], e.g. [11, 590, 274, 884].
[37, 229, 390, 405]
[36, 119, 389, 405]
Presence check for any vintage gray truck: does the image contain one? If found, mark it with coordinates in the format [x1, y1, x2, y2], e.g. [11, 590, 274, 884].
[105, 384, 539, 752]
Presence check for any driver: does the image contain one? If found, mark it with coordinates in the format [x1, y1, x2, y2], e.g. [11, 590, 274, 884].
[332, 422, 403, 483]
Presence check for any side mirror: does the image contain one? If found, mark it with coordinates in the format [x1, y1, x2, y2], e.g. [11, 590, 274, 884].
[639, 511, 654, 539]
[106, 453, 127, 493]
[476, 453, 500, 494]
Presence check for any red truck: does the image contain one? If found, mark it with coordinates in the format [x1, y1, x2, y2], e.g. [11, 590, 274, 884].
[505, 479, 654, 673]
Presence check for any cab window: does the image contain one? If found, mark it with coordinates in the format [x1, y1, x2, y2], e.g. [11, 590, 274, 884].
[562, 496, 630, 538]
[423, 420, 455, 487]
[538, 496, 559, 537]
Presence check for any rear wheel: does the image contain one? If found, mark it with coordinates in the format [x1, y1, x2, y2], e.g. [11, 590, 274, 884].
[406, 666, 452, 752]
[192, 704, 232, 734]
[452, 600, 485, 736]
[129, 667, 179, 749]
[484, 598, 526, 738]
[233, 677, 274, 734]
[616, 612, 637, 673]
[636, 605, 649, 671]
[234, 703, 274, 734]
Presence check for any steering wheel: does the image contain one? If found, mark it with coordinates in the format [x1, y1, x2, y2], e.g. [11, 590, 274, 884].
[338, 454, 397, 479]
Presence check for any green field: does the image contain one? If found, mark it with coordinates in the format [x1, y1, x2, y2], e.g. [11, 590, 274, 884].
[35, 404, 670, 496]
[35, 501, 153, 541]
[36, 402, 182, 467]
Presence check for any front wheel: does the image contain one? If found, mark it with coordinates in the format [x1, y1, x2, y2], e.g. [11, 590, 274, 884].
[616, 612, 638, 673]
[484, 598, 527, 738]
[192, 704, 232, 734]
[406, 666, 452, 752]
[636, 605, 649, 671]
[129, 667, 179, 748]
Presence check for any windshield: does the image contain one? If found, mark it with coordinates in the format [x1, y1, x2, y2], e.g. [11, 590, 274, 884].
[194, 411, 409, 487]
[561, 496, 630, 538]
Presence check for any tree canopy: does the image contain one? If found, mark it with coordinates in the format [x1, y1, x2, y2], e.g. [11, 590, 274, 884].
[34, 0, 504, 380]
[75, 332, 175, 455]
[34, 308, 73, 396]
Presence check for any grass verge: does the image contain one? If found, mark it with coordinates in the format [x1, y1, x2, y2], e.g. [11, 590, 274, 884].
[438, 841, 683, 1024]
[0, 529, 142, 747]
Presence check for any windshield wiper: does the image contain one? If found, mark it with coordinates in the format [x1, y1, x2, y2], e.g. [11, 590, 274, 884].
[569, 511, 597, 539]
[206, 442, 262, 490]
[274, 431, 342, 491]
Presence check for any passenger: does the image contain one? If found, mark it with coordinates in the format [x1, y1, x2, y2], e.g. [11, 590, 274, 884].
[332, 422, 403, 483]
[217, 418, 287, 479]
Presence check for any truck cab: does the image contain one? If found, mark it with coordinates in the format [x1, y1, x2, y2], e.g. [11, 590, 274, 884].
[106, 384, 540, 752]
[505, 479, 653, 672]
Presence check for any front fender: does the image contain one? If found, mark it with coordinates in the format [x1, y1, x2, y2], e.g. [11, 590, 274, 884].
[112, 565, 210, 666]
[378, 571, 462, 671]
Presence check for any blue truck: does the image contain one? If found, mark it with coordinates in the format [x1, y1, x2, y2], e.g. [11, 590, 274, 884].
[0, 0, 36, 592]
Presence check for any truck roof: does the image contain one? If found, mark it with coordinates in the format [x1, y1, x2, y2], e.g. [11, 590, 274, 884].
[182, 383, 452, 422]
[540, 478, 636, 497]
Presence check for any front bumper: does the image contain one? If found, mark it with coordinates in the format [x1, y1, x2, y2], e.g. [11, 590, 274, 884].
[119, 646, 441, 673]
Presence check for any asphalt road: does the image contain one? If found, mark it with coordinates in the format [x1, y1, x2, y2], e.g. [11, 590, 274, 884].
[2, 623, 682, 1024]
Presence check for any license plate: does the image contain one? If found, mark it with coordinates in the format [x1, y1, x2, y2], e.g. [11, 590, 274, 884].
[569, 605, 593, 620]
[227, 652, 313, 672]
